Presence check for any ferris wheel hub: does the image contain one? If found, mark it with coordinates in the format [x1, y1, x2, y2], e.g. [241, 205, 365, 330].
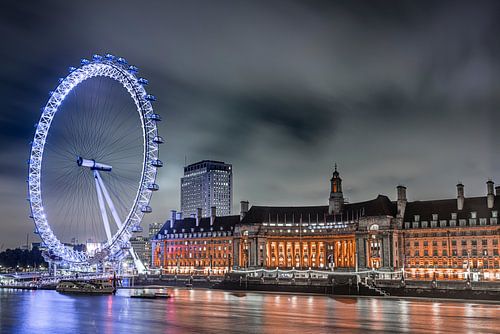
[77, 157, 112, 172]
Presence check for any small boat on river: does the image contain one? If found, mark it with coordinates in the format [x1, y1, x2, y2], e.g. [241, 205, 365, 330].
[154, 291, 171, 298]
[130, 292, 157, 299]
[130, 290, 171, 299]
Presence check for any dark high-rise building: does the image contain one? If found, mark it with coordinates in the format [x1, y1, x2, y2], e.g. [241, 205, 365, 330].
[148, 222, 162, 240]
[181, 160, 233, 217]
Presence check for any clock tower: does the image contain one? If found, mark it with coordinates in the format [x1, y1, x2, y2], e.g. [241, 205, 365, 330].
[329, 164, 344, 215]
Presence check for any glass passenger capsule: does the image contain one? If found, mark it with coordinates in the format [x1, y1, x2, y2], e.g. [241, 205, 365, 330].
[145, 94, 157, 102]
[151, 159, 163, 167]
[92, 54, 103, 62]
[147, 113, 161, 121]
[153, 136, 165, 144]
[117, 57, 128, 65]
[141, 205, 153, 213]
[131, 225, 143, 233]
[147, 183, 159, 191]
[138, 77, 149, 85]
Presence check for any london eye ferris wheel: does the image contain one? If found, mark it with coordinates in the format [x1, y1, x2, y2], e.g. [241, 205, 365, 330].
[27, 54, 164, 268]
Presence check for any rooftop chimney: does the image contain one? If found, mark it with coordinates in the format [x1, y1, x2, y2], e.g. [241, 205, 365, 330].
[240, 200, 249, 220]
[196, 208, 202, 227]
[396, 185, 407, 218]
[487, 180, 495, 209]
[170, 210, 177, 222]
[176, 211, 183, 220]
[457, 183, 464, 211]
[210, 206, 216, 226]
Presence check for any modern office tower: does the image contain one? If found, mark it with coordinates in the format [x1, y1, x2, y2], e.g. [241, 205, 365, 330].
[181, 160, 233, 217]
[148, 222, 162, 240]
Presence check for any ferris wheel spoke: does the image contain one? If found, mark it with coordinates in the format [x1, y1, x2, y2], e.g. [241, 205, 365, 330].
[106, 176, 137, 215]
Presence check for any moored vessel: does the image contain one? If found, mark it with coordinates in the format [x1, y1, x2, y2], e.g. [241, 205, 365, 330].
[56, 279, 116, 295]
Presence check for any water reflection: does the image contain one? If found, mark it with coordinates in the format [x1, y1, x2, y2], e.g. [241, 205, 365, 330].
[0, 288, 498, 333]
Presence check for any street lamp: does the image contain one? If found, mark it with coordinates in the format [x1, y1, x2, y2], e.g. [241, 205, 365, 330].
[466, 250, 471, 283]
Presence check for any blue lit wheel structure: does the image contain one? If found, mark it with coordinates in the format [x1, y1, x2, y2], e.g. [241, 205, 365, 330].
[27, 54, 164, 267]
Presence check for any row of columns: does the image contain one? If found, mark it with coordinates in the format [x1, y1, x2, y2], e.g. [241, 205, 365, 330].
[267, 240, 326, 268]
[242, 238, 356, 269]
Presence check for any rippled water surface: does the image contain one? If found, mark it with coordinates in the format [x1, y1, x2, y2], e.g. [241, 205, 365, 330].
[0, 288, 498, 333]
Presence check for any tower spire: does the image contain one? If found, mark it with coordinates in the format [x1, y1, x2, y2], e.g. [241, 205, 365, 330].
[329, 164, 344, 215]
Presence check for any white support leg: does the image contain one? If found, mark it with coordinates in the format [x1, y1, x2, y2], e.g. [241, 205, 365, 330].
[94, 171, 112, 243]
[92, 170, 146, 274]
[95, 171, 123, 229]
[130, 247, 146, 274]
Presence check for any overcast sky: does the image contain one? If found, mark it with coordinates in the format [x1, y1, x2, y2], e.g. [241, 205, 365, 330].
[0, 0, 499, 248]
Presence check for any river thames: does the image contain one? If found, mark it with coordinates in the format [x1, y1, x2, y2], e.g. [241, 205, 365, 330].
[0, 288, 498, 333]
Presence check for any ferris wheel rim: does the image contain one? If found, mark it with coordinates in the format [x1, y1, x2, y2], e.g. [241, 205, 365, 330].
[27, 56, 161, 264]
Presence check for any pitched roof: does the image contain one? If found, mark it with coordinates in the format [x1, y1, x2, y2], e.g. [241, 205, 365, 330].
[403, 196, 500, 223]
[156, 215, 240, 237]
[348, 195, 396, 217]
[240, 195, 396, 224]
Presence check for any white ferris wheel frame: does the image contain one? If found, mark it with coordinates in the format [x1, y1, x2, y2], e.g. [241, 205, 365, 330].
[28, 57, 161, 264]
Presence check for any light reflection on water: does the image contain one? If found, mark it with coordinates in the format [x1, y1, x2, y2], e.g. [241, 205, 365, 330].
[0, 288, 498, 334]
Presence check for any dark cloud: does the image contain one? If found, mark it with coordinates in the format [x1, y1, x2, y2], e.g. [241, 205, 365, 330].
[191, 94, 341, 159]
[0, 0, 499, 248]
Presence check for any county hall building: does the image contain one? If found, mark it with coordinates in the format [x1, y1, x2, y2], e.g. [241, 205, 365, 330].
[151, 167, 500, 281]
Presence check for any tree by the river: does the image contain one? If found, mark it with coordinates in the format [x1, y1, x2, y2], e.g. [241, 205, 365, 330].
[0, 247, 45, 269]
